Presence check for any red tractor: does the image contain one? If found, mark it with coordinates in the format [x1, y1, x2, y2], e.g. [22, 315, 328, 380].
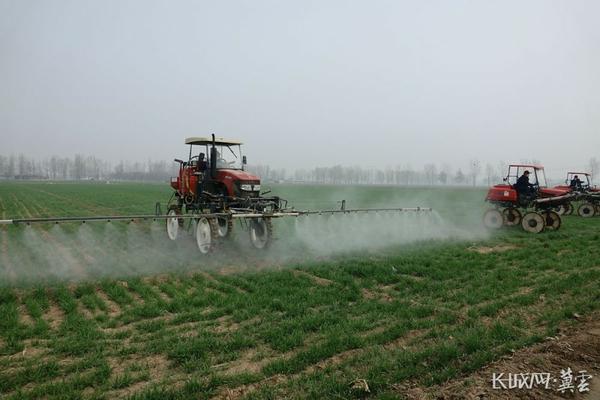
[553, 172, 600, 217]
[166, 135, 285, 252]
[483, 164, 575, 233]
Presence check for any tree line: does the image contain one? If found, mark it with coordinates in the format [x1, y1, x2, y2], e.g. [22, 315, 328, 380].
[1, 154, 598, 187]
[0, 154, 177, 182]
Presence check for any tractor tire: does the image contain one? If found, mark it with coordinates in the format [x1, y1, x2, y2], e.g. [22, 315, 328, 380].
[216, 217, 233, 239]
[542, 211, 561, 231]
[565, 202, 574, 215]
[166, 205, 183, 241]
[521, 212, 545, 234]
[483, 209, 503, 229]
[249, 217, 273, 249]
[195, 217, 218, 254]
[502, 208, 522, 226]
[578, 203, 596, 218]
[555, 203, 568, 216]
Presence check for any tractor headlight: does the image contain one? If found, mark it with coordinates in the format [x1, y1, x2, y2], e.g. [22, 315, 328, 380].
[240, 184, 253, 191]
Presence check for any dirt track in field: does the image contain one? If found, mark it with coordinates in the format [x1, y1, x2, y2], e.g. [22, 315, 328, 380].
[400, 314, 600, 399]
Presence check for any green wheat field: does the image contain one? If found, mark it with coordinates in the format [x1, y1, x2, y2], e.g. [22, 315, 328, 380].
[0, 181, 599, 399]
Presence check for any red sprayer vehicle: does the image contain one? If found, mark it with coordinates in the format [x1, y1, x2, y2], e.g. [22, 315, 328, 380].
[165, 135, 288, 252]
[163, 135, 435, 253]
[483, 164, 575, 233]
[553, 172, 600, 217]
[0, 134, 434, 255]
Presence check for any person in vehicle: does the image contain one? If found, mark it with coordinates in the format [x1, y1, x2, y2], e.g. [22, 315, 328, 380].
[198, 153, 207, 172]
[570, 175, 583, 191]
[514, 170, 535, 197]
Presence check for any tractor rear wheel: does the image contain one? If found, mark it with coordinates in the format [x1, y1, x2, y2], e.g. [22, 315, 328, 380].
[249, 217, 273, 249]
[578, 203, 596, 218]
[555, 203, 568, 215]
[521, 212, 545, 233]
[195, 217, 218, 254]
[166, 206, 182, 241]
[216, 217, 233, 238]
[542, 211, 561, 230]
[483, 209, 503, 229]
[565, 202, 574, 215]
[502, 208, 522, 226]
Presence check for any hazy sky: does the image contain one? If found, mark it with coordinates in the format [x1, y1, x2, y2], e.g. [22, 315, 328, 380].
[1, 0, 599, 175]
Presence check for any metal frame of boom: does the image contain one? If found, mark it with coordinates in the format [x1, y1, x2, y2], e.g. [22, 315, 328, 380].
[0, 207, 433, 226]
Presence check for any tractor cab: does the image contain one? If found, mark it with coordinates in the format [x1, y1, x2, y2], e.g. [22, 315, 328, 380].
[503, 165, 545, 189]
[486, 164, 567, 206]
[554, 172, 597, 193]
[505, 165, 568, 198]
[170, 135, 262, 209]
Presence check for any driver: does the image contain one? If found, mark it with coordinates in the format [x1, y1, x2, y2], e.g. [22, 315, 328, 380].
[514, 170, 535, 197]
[198, 153, 207, 172]
[570, 175, 583, 191]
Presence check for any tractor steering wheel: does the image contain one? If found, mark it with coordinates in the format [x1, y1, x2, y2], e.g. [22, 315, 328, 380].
[188, 155, 199, 167]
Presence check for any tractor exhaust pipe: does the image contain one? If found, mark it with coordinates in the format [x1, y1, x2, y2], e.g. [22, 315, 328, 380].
[210, 133, 217, 179]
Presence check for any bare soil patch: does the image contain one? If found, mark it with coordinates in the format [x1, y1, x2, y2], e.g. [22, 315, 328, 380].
[95, 288, 122, 318]
[292, 269, 334, 286]
[211, 315, 240, 334]
[44, 298, 65, 331]
[214, 328, 429, 399]
[104, 353, 173, 398]
[217, 348, 263, 376]
[468, 244, 518, 255]
[14, 292, 35, 326]
[400, 314, 600, 399]
[362, 287, 394, 303]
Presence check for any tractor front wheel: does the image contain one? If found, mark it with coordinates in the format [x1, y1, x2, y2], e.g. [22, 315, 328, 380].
[521, 212, 545, 234]
[249, 217, 273, 249]
[195, 217, 218, 254]
[502, 208, 522, 226]
[166, 206, 182, 241]
[542, 211, 561, 230]
[578, 203, 596, 218]
[483, 209, 503, 229]
[216, 217, 233, 239]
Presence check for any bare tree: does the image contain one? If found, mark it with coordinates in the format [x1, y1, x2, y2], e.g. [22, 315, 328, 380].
[18, 154, 27, 176]
[469, 159, 481, 187]
[485, 163, 495, 186]
[7, 155, 15, 178]
[438, 170, 448, 185]
[454, 168, 466, 185]
[423, 163, 437, 186]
